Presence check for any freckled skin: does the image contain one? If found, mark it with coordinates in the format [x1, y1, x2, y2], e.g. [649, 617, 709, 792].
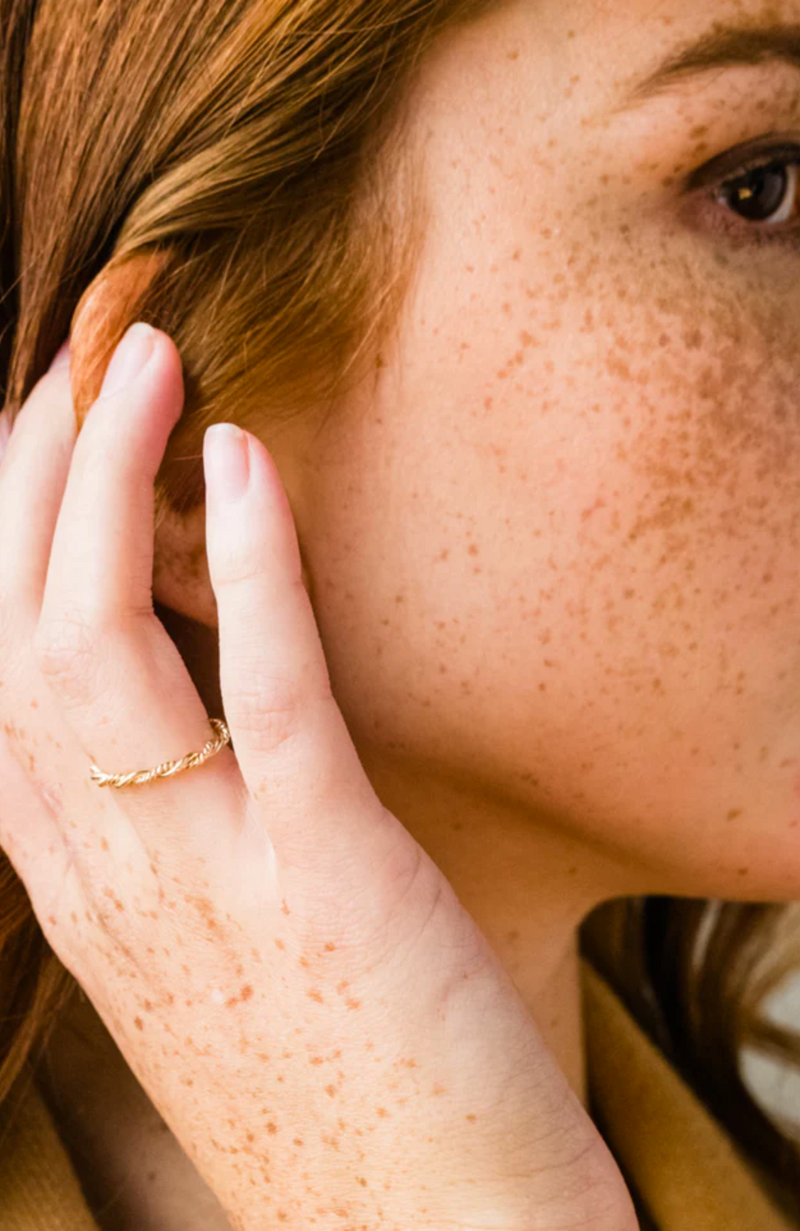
[14, 2, 800, 1226]
[266, 0, 800, 906]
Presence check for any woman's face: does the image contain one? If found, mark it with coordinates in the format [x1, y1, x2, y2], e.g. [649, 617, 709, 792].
[279, 0, 800, 902]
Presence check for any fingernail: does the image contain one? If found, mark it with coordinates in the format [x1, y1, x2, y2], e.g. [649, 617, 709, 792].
[204, 423, 250, 502]
[100, 323, 156, 397]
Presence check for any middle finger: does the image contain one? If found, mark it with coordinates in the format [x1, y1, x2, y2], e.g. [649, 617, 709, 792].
[7, 326, 238, 854]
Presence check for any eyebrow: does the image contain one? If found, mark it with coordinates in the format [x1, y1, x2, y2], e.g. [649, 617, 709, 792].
[623, 23, 800, 106]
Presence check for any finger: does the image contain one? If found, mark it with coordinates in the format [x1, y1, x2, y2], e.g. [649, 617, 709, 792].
[39, 325, 181, 619]
[204, 423, 390, 868]
[32, 326, 239, 853]
[0, 345, 76, 604]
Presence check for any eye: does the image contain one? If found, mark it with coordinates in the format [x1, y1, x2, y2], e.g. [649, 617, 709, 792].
[714, 149, 799, 226]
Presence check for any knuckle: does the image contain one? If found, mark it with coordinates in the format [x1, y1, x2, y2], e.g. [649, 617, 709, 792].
[33, 612, 100, 696]
[225, 673, 308, 754]
[213, 550, 266, 590]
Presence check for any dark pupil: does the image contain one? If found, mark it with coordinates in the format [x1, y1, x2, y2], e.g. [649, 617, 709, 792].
[726, 162, 787, 222]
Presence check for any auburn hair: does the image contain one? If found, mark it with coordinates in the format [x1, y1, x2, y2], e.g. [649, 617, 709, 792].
[1, 2, 799, 1225]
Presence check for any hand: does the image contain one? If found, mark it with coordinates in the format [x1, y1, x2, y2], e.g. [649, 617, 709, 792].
[0, 326, 637, 1231]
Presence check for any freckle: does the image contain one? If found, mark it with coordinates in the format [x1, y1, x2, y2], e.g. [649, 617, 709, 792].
[299, 955, 309, 968]
[47, 914, 56, 926]
[346, 997, 361, 1010]
[325, 1084, 337, 1098]
[185, 893, 217, 929]
[507, 49, 519, 60]
[466, 1113, 477, 1122]
[134, 1017, 144, 1031]
[727, 809, 742, 821]
[395, 593, 405, 604]
[293, 1137, 304, 1147]
[737, 867, 749, 876]
[432, 1083, 446, 1096]
[324, 942, 336, 952]
[310, 1056, 324, 1065]
[274, 938, 285, 951]
[100, 837, 109, 851]
[281, 899, 290, 915]
[307, 988, 324, 1003]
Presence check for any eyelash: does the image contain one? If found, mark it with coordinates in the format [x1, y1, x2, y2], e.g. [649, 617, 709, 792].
[694, 139, 800, 246]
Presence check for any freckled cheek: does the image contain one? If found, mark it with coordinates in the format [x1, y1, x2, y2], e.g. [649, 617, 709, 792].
[311, 233, 800, 743]
[572, 322, 800, 673]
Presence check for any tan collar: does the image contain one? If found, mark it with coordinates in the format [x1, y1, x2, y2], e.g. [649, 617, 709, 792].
[580, 958, 795, 1231]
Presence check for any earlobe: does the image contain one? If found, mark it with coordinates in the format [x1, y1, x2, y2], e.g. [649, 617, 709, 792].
[151, 496, 316, 631]
[152, 499, 219, 628]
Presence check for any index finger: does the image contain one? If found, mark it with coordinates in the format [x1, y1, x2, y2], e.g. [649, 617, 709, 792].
[203, 424, 390, 867]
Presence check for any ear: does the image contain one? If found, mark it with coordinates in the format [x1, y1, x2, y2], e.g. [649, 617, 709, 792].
[68, 252, 314, 633]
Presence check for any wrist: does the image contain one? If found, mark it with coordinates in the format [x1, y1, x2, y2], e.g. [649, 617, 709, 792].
[417, 1154, 640, 1231]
